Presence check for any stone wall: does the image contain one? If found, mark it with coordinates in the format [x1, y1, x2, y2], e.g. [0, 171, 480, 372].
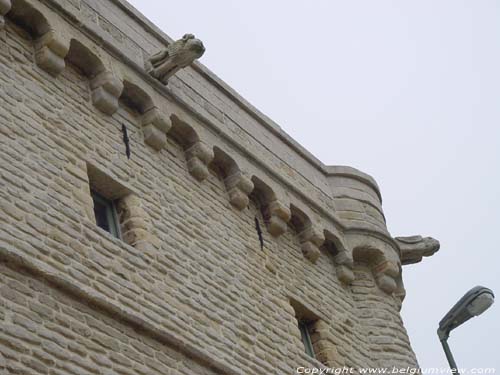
[0, 0, 428, 373]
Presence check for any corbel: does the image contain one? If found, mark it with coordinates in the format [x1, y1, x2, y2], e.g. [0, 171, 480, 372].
[373, 260, 399, 294]
[265, 200, 291, 237]
[141, 107, 171, 151]
[34, 29, 69, 76]
[90, 70, 124, 115]
[299, 225, 325, 263]
[185, 141, 214, 181]
[333, 251, 355, 284]
[224, 171, 254, 210]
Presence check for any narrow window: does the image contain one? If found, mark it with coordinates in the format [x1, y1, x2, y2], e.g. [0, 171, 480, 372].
[298, 320, 315, 358]
[91, 190, 121, 239]
[289, 298, 335, 364]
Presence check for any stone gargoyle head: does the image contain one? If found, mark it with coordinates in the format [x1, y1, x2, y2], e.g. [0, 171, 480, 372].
[148, 34, 205, 84]
[395, 235, 440, 265]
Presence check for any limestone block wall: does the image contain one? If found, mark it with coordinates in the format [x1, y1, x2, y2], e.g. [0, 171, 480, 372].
[0, 0, 424, 373]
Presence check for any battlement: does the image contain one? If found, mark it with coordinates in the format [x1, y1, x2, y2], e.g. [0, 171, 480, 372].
[0, 0, 439, 372]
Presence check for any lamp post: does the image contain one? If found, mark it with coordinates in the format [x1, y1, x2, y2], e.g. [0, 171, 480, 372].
[437, 286, 495, 374]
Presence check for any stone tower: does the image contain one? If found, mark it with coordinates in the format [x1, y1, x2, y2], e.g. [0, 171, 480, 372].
[0, 0, 439, 373]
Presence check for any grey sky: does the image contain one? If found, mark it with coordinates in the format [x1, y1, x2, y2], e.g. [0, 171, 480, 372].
[128, 0, 500, 369]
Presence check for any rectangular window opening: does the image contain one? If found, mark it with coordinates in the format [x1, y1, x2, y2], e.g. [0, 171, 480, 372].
[91, 190, 121, 239]
[290, 298, 327, 362]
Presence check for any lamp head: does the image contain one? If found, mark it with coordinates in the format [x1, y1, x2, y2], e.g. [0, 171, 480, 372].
[437, 286, 494, 340]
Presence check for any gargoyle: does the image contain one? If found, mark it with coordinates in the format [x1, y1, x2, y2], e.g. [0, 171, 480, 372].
[395, 235, 440, 265]
[148, 34, 205, 84]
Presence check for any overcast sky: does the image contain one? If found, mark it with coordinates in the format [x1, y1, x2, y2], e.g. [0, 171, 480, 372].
[128, 0, 499, 369]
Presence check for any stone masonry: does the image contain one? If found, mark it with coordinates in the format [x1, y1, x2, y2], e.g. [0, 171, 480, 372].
[0, 0, 439, 374]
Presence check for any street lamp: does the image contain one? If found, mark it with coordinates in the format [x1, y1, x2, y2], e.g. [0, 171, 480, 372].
[437, 286, 495, 374]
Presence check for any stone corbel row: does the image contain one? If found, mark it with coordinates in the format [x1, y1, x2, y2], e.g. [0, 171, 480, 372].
[38, 31, 124, 118]
[3, 0, 408, 296]
[4, 0, 129, 117]
[35, 32, 170, 151]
